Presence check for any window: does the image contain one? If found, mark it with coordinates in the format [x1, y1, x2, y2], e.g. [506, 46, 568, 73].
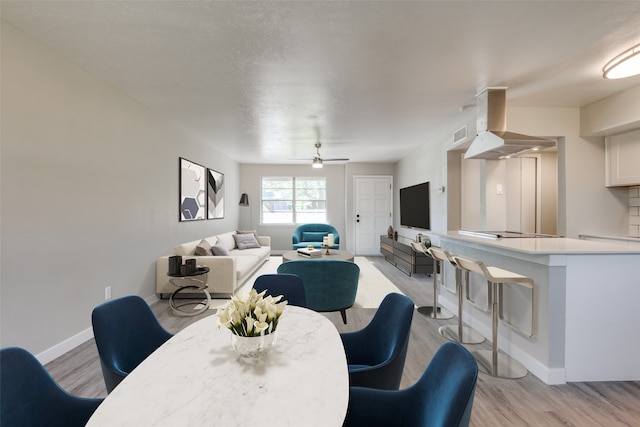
[261, 177, 326, 224]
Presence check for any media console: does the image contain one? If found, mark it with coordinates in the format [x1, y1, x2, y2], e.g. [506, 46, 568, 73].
[380, 235, 433, 276]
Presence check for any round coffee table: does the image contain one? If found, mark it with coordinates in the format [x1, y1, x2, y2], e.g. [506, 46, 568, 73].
[282, 249, 354, 262]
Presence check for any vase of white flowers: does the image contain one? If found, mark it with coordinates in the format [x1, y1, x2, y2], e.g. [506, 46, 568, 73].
[216, 289, 287, 358]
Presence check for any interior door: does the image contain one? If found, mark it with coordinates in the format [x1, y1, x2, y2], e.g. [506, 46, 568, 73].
[506, 157, 537, 233]
[354, 176, 392, 255]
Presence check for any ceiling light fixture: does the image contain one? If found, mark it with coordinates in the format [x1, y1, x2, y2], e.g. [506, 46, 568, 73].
[312, 157, 323, 168]
[603, 43, 640, 79]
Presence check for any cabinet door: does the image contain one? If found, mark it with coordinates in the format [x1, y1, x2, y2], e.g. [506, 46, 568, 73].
[606, 129, 640, 187]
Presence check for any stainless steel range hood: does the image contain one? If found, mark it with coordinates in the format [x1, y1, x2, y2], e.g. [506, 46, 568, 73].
[464, 88, 555, 160]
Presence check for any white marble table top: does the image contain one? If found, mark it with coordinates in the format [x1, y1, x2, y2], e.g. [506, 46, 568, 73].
[87, 306, 349, 426]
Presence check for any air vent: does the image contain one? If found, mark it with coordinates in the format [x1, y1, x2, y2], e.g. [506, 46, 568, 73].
[453, 126, 468, 144]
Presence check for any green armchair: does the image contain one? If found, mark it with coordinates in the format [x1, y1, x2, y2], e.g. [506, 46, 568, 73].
[277, 259, 359, 323]
[292, 223, 340, 249]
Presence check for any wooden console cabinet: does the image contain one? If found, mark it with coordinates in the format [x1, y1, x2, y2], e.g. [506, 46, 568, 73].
[380, 235, 433, 276]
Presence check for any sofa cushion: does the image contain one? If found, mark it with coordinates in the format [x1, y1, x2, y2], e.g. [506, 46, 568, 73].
[211, 245, 230, 256]
[234, 255, 260, 280]
[175, 236, 217, 256]
[236, 229, 258, 237]
[302, 231, 328, 242]
[233, 233, 261, 250]
[195, 239, 212, 256]
[215, 232, 237, 251]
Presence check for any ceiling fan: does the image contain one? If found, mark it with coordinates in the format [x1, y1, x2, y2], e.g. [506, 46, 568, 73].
[310, 142, 349, 168]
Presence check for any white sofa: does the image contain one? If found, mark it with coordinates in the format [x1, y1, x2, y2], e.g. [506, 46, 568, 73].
[156, 232, 271, 297]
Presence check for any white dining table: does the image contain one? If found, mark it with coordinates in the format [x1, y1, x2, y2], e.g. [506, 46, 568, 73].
[87, 306, 349, 426]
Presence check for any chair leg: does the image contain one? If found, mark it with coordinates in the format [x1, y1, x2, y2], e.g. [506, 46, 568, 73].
[418, 259, 453, 319]
[438, 269, 484, 344]
[340, 309, 347, 324]
[471, 282, 527, 379]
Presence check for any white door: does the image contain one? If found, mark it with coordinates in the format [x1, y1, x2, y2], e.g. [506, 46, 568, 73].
[505, 157, 537, 233]
[354, 176, 393, 255]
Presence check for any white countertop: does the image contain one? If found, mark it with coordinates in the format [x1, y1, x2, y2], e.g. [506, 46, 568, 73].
[87, 306, 349, 427]
[439, 231, 640, 255]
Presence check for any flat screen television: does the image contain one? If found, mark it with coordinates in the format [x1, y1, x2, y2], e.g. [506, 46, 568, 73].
[400, 182, 430, 230]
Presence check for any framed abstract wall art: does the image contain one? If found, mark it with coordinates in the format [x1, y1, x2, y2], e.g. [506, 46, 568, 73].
[179, 157, 206, 221]
[207, 168, 225, 219]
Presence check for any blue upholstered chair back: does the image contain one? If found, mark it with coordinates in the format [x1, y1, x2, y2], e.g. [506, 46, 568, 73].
[340, 293, 414, 390]
[253, 274, 307, 307]
[343, 341, 479, 427]
[276, 259, 359, 322]
[92, 295, 173, 393]
[291, 223, 340, 249]
[0, 347, 104, 427]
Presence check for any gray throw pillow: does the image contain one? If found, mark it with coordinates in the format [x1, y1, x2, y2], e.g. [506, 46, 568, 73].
[195, 239, 212, 256]
[233, 233, 261, 250]
[211, 245, 230, 256]
[236, 229, 258, 237]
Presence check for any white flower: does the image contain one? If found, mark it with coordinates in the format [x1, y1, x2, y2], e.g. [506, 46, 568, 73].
[216, 288, 287, 337]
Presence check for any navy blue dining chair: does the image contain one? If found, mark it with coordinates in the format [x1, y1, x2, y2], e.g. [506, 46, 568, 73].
[92, 295, 173, 393]
[0, 347, 103, 427]
[340, 292, 414, 390]
[253, 273, 307, 307]
[343, 341, 479, 427]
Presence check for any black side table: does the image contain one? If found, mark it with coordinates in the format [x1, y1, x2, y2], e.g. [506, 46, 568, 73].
[167, 266, 211, 317]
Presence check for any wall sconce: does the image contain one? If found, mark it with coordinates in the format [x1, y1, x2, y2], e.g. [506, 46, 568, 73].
[239, 193, 249, 206]
[603, 43, 640, 79]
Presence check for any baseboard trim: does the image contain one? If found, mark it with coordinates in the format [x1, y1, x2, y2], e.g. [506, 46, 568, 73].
[37, 327, 94, 365]
[438, 297, 567, 385]
[37, 294, 160, 365]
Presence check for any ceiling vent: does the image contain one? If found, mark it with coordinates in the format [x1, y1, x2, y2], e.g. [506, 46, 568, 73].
[453, 125, 468, 145]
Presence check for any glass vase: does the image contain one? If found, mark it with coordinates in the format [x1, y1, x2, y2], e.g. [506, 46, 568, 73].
[230, 331, 278, 359]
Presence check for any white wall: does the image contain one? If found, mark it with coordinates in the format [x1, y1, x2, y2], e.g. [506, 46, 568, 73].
[580, 84, 640, 136]
[238, 164, 346, 253]
[509, 107, 628, 238]
[0, 23, 240, 360]
[394, 131, 452, 243]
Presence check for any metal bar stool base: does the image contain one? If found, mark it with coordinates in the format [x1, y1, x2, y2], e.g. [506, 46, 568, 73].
[417, 305, 454, 320]
[438, 324, 485, 344]
[471, 349, 528, 379]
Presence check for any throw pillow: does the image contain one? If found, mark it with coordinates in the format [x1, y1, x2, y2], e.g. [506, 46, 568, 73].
[215, 232, 237, 251]
[302, 231, 328, 242]
[236, 229, 258, 237]
[233, 233, 261, 250]
[211, 245, 230, 256]
[195, 239, 212, 256]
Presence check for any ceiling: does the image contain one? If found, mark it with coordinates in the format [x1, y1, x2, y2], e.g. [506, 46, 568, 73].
[2, 1, 640, 165]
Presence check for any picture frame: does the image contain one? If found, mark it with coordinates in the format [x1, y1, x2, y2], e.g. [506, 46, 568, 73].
[207, 168, 225, 219]
[179, 157, 206, 221]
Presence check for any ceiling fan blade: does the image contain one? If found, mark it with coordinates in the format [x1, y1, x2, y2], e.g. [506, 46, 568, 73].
[323, 158, 350, 162]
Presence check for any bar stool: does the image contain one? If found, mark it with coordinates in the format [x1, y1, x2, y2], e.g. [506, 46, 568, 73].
[428, 247, 484, 344]
[453, 255, 535, 379]
[409, 242, 453, 319]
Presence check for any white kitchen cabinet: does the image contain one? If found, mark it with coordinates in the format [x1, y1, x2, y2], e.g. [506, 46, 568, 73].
[606, 129, 640, 187]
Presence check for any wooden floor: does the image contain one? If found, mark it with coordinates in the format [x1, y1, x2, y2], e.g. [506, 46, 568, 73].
[46, 256, 640, 426]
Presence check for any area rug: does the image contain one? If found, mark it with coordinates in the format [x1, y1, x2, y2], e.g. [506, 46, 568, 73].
[208, 256, 404, 310]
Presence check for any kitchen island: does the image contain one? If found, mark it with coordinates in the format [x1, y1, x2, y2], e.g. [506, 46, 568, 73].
[434, 231, 640, 385]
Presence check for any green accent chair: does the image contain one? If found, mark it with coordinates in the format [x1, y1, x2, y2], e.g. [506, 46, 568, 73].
[277, 259, 359, 324]
[292, 223, 340, 249]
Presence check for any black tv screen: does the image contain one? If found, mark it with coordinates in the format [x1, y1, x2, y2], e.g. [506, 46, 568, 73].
[400, 182, 430, 230]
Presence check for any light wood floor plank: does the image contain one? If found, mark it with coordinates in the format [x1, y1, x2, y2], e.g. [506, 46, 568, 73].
[44, 256, 640, 426]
